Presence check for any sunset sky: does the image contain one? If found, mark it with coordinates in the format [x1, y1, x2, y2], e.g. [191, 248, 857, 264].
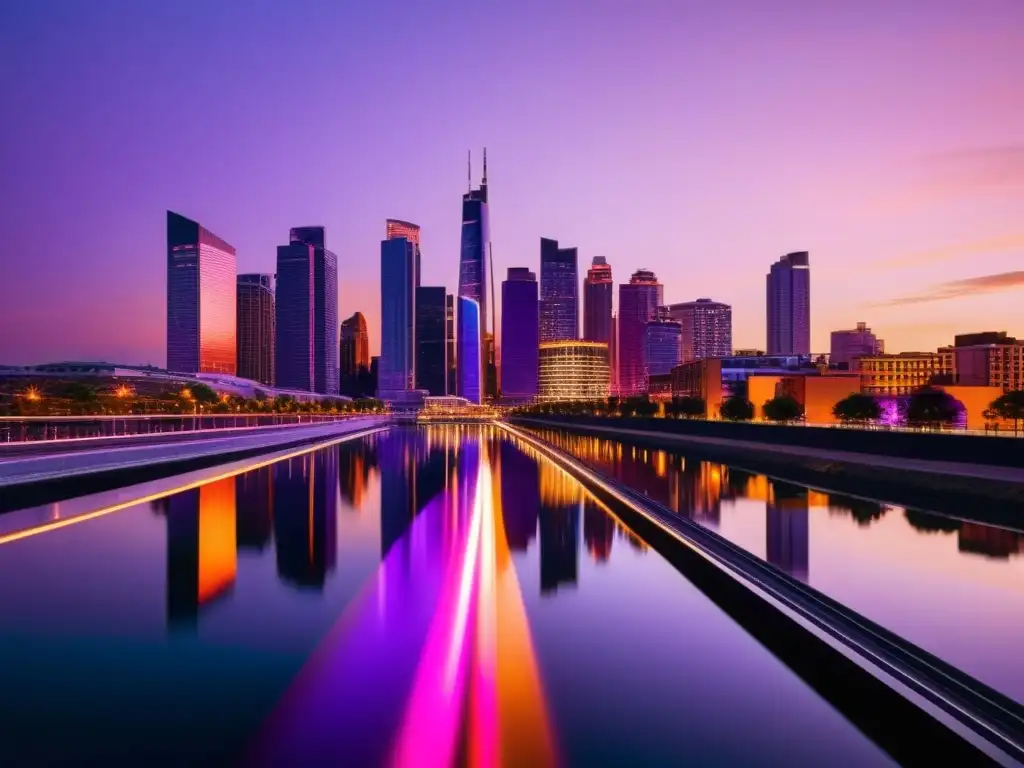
[1, 0, 1022, 364]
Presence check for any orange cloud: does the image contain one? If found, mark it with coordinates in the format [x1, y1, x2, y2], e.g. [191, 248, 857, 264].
[884, 233, 1024, 268]
[876, 270, 1024, 307]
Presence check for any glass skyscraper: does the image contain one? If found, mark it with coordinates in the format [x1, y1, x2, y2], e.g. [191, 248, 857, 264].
[667, 298, 733, 362]
[275, 242, 315, 391]
[457, 296, 482, 404]
[415, 286, 447, 396]
[644, 316, 682, 388]
[766, 251, 811, 355]
[166, 211, 237, 375]
[236, 274, 275, 387]
[617, 269, 663, 396]
[459, 156, 490, 338]
[446, 293, 456, 396]
[379, 237, 418, 397]
[340, 311, 370, 381]
[583, 256, 613, 346]
[290, 227, 338, 396]
[501, 267, 539, 401]
[539, 237, 578, 342]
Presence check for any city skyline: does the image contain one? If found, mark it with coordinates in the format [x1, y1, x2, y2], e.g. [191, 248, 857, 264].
[3, 2, 1024, 365]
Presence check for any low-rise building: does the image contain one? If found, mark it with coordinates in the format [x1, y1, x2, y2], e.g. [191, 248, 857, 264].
[538, 341, 610, 402]
[853, 352, 942, 396]
[953, 331, 1024, 392]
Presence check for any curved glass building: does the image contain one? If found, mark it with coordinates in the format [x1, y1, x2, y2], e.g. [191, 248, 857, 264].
[538, 341, 610, 402]
[457, 296, 482, 404]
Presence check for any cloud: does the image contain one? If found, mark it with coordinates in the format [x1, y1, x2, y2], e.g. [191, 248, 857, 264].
[884, 233, 1024, 268]
[875, 270, 1024, 307]
[917, 145, 1024, 191]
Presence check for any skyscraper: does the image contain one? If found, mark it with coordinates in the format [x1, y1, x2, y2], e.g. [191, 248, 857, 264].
[610, 312, 618, 395]
[166, 211, 237, 375]
[501, 267, 539, 401]
[539, 238, 579, 342]
[617, 269, 663, 396]
[339, 311, 370, 393]
[459, 151, 490, 338]
[667, 298, 732, 362]
[415, 286, 447, 396]
[290, 226, 338, 395]
[446, 293, 456, 396]
[379, 237, 418, 398]
[644, 315, 682, 388]
[830, 322, 882, 369]
[457, 296, 482, 404]
[583, 256, 613, 346]
[236, 274, 275, 386]
[766, 252, 811, 355]
[275, 241, 315, 391]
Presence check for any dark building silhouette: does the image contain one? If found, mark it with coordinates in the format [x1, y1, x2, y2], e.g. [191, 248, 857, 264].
[340, 311, 371, 397]
[235, 466, 273, 551]
[275, 241, 315, 391]
[501, 267, 539, 401]
[415, 286, 448, 396]
[446, 294, 456, 395]
[766, 482, 810, 581]
[499, 440, 540, 551]
[379, 433, 418, 559]
[237, 273, 275, 386]
[583, 256, 613, 347]
[540, 503, 579, 594]
[272, 451, 338, 589]
[539, 237, 579, 342]
[583, 500, 614, 563]
[291, 226, 339, 396]
[767, 251, 811, 355]
[166, 211, 237, 375]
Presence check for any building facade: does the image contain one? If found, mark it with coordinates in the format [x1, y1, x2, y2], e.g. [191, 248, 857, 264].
[457, 296, 482, 404]
[446, 294, 456, 396]
[644, 317, 682, 388]
[766, 251, 811, 355]
[459, 155, 490, 339]
[954, 331, 1024, 391]
[275, 241, 315, 391]
[538, 341, 610, 402]
[854, 352, 941, 396]
[617, 269, 663, 396]
[236, 274, 275, 387]
[830, 322, 882, 369]
[583, 256, 613, 346]
[415, 286, 447, 396]
[539, 237, 579, 342]
[666, 298, 732, 362]
[339, 311, 370, 394]
[166, 211, 237, 375]
[289, 226, 338, 396]
[379, 237, 418, 397]
[501, 267, 539, 401]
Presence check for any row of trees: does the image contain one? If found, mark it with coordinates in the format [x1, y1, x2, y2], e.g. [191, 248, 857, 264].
[1, 380, 385, 417]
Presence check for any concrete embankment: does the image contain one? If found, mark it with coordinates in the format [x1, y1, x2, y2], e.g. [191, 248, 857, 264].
[510, 416, 1024, 523]
[0, 417, 389, 512]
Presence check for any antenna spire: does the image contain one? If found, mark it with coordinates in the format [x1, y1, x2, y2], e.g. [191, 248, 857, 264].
[467, 150, 472, 192]
[482, 147, 488, 185]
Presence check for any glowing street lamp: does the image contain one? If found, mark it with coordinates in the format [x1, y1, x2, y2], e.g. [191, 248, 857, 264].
[115, 385, 133, 398]
[24, 386, 42, 402]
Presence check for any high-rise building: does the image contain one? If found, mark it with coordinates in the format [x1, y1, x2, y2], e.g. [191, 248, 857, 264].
[446, 294, 456, 396]
[766, 251, 811, 355]
[415, 286, 447, 396]
[830, 322, 882, 369]
[459, 151, 490, 338]
[457, 296, 482, 404]
[667, 299, 732, 362]
[609, 312, 618, 395]
[379, 237, 418, 398]
[339, 311, 370, 393]
[644, 316, 682, 388]
[275, 241, 315, 391]
[290, 226, 338, 395]
[236, 274, 275, 387]
[386, 219, 421, 248]
[501, 267, 539, 401]
[954, 331, 1024, 392]
[166, 211, 237, 375]
[539, 238, 579, 342]
[617, 269, 663, 396]
[583, 256, 613, 346]
[538, 341, 610, 402]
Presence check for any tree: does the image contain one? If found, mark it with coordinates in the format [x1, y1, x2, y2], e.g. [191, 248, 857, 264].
[832, 392, 881, 424]
[667, 396, 705, 419]
[762, 395, 803, 422]
[57, 382, 97, 403]
[906, 387, 959, 429]
[719, 396, 754, 421]
[988, 390, 1024, 434]
[189, 383, 220, 405]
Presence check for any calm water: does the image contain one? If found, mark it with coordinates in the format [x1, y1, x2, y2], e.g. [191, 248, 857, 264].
[529, 427, 1024, 706]
[0, 425, 895, 766]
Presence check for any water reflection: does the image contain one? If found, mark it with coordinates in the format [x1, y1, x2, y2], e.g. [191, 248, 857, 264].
[531, 427, 1024, 705]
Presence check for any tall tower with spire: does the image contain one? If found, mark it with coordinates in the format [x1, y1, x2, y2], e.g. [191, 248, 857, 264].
[458, 149, 493, 396]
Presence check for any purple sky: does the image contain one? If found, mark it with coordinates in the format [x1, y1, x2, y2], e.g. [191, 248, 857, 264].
[1, 0, 1022, 364]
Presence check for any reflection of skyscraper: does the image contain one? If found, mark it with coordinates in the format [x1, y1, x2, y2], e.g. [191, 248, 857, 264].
[290, 226, 339, 396]
[166, 211, 237, 375]
[958, 523, 1022, 559]
[539, 238, 579, 342]
[766, 482, 809, 581]
[379, 433, 418, 559]
[272, 451, 338, 589]
[499, 440, 539, 551]
[166, 477, 238, 627]
[538, 464, 580, 594]
[338, 442, 373, 508]
[235, 466, 273, 550]
[583, 500, 614, 562]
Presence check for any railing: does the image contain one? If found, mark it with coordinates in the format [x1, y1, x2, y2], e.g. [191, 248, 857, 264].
[0, 413, 371, 443]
